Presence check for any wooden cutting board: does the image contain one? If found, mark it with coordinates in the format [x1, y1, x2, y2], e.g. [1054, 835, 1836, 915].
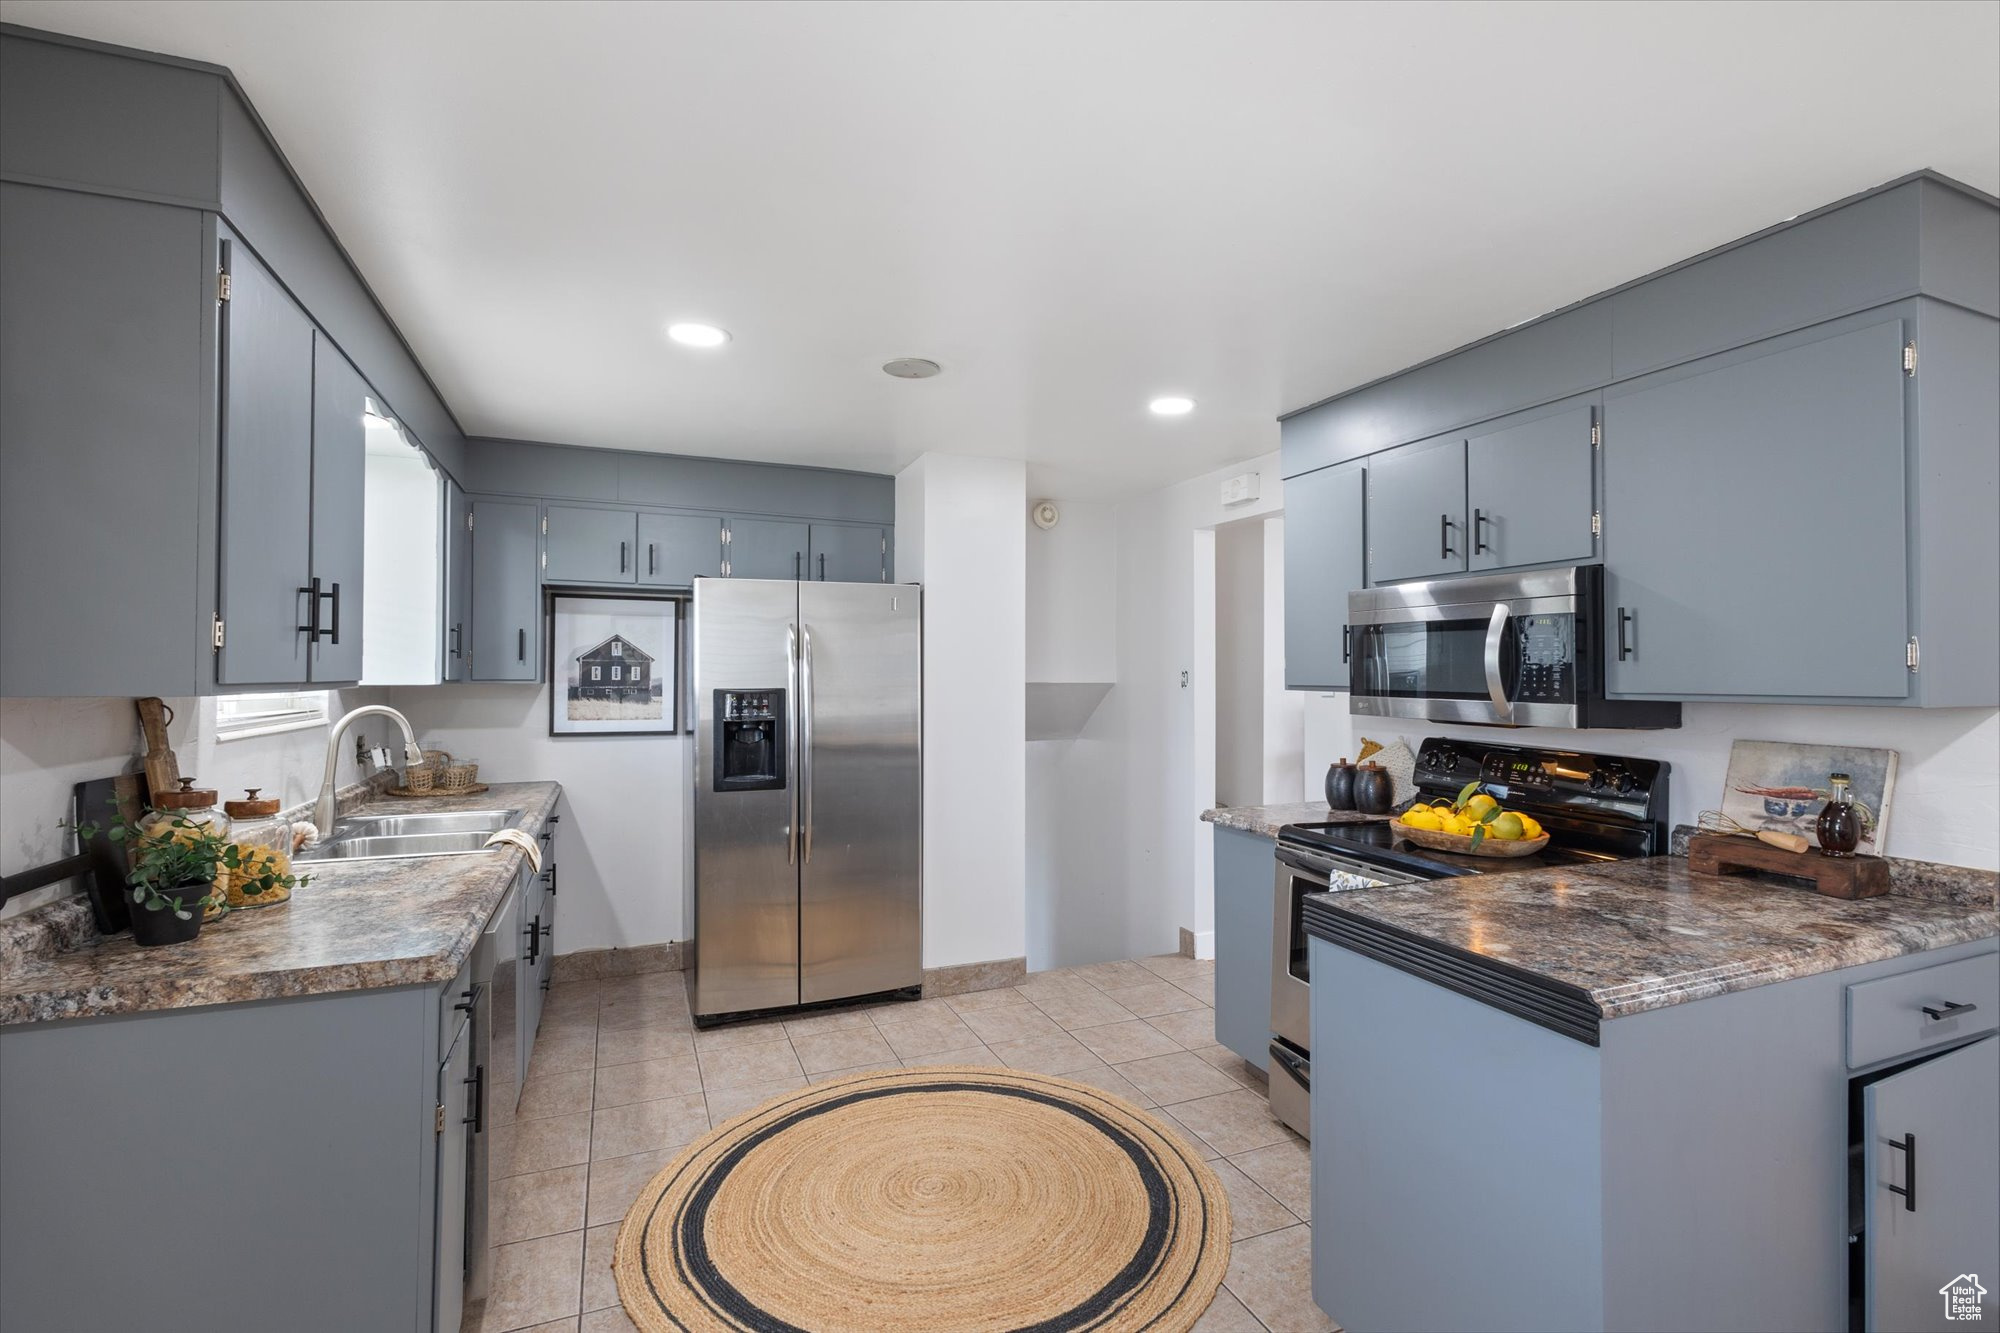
[135, 697, 181, 798]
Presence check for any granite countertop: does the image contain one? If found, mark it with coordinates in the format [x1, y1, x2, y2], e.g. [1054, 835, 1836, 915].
[0, 781, 561, 1025]
[1202, 803, 1389, 839]
[1304, 854, 1998, 1021]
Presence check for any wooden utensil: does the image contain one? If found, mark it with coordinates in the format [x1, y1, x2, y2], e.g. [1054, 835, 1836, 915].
[1687, 833, 1890, 899]
[135, 697, 181, 798]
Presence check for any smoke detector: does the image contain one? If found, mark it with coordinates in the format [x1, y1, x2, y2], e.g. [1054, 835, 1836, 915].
[882, 357, 942, 379]
[1031, 500, 1060, 531]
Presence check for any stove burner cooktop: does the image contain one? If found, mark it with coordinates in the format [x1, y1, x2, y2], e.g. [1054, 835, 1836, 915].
[1281, 737, 1671, 880]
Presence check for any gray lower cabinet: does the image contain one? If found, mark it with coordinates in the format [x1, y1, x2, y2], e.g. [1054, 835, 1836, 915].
[470, 498, 542, 682]
[808, 523, 888, 582]
[307, 334, 367, 682]
[434, 987, 474, 1333]
[1310, 934, 2000, 1333]
[443, 480, 472, 681]
[1212, 827, 1274, 1073]
[544, 504, 638, 584]
[1365, 434, 1466, 584]
[518, 866, 554, 1079]
[216, 229, 316, 687]
[639, 510, 724, 586]
[0, 979, 476, 1332]
[1465, 399, 1597, 572]
[1863, 1035, 1999, 1333]
[725, 517, 809, 580]
[1603, 316, 1911, 701]
[1283, 460, 1365, 690]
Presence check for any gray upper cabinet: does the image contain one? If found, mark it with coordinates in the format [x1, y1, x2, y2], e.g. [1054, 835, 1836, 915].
[443, 481, 471, 681]
[306, 335, 366, 683]
[217, 232, 316, 688]
[809, 523, 887, 583]
[469, 499, 542, 682]
[1284, 461, 1365, 690]
[1365, 435, 1466, 584]
[1863, 1035, 1999, 1333]
[543, 504, 637, 584]
[0, 183, 212, 699]
[725, 517, 809, 580]
[638, 510, 722, 587]
[1465, 399, 1597, 572]
[1603, 318, 1911, 701]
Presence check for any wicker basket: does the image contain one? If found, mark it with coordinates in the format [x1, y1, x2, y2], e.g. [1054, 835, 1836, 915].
[440, 761, 480, 792]
[1389, 818, 1550, 858]
[403, 763, 435, 793]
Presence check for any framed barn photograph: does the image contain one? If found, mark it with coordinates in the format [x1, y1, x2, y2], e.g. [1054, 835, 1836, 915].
[548, 594, 682, 736]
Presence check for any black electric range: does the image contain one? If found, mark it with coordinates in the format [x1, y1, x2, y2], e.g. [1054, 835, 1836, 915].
[1280, 737, 1671, 880]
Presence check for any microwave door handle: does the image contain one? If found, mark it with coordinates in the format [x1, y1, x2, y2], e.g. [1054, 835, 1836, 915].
[1484, 602, 1513, 724]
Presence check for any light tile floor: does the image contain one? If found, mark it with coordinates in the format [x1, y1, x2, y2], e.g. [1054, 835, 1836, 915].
[480, 954, 1335, 1333]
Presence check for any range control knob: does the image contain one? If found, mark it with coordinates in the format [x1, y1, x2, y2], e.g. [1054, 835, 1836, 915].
[1588, 768, 1609, 791]
[1615, 771, 1640, 794]
[1426, 747, 1455, 772]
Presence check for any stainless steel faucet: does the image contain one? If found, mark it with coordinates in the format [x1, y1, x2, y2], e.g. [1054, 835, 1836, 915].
[315, 705, 425, 838]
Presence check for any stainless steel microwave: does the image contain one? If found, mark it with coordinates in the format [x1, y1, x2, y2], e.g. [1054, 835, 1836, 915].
[1347, 566, 1680, 730]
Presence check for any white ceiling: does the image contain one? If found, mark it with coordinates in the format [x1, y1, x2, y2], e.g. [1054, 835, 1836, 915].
[7, 1, 1997, 498]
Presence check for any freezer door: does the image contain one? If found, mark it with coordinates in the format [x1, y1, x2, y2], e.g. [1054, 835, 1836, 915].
[798, 582, 923, 1004]
[691, 578, 801, 1016]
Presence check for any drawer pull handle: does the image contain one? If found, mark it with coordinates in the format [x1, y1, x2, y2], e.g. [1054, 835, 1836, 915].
[1920, 1000, 1977, 1022]
[1886, 1133, 1915, 1212]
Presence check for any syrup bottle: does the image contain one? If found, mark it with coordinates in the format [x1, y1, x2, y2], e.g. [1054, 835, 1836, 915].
[1816, 772, 1861, 858]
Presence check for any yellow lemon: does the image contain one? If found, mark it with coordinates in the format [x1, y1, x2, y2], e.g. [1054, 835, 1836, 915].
[1518, 814, 1543, 840]
[1490, 812, 1526, 841]
[1401, 809, 1439, 831]
[1463, 793, 1499, 818]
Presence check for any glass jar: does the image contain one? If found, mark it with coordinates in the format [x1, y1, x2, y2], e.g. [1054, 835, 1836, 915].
[1816, 772, 1862, 857]
[137, 778, 231, 919]
[223, 789, 296, 909]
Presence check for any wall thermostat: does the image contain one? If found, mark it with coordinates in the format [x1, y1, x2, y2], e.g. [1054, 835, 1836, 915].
[1219, 471, 1260, 506]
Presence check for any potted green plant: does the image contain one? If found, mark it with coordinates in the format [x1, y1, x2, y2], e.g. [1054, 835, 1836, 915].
[74, 807, 225, 947]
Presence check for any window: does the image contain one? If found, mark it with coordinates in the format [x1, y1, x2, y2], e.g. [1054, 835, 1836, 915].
[631, 664, 644, 684]
[214, 691, 329, 739]
[591, 665, 601, 681]
[612, 664, 622, 681]
[611, 640, 623, 656]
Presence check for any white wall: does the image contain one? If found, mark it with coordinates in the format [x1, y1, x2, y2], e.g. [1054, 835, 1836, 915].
[361, 447, 442, 686]
[1213, 520, 1265, 808]
[897, 454, 1028, 969]
[1303, 700, 2000, 869]
[1025, 499, 1117, 684]
[387, 683, 686, 955]
[1261, 516, 1304, 804]
[1, 689, 385, 920]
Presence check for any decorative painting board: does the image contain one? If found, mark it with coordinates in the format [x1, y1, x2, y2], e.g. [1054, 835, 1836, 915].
[1719, 739, 1897, 855]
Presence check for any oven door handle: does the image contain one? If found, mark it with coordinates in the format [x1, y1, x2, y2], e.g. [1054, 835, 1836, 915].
[1274, 846, 1336, 881]
[1269, 1041, 1311, 1093]
[1484, 601, 1514, 724]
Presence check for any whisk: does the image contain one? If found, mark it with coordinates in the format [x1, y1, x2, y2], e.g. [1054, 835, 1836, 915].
[1698, 809, 1809, 854]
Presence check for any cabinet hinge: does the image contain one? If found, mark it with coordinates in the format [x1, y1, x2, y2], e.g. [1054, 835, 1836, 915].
[540, 515, 548, 535]
[434, 1103, 445, 1134]
[722, 527, 732, 546]
[1590, 419, 1601, 448]
[540, 551, 547, 570]
[1902, 342, 1917, 377]
[211, 614, 225, 649]
[466, 510, 474, 531]
[1906, 637, 1920, 672]
[216, 271, 232, 302]
[722, 559, 732, 577]
[1591, 511, 1602, 538]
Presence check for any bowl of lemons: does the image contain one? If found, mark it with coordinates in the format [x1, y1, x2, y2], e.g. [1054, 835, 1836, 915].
[1392, 783, 1550, 857]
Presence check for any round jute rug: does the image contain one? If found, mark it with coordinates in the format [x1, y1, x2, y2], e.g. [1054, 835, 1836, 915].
[614, 1064, 1233, 1332]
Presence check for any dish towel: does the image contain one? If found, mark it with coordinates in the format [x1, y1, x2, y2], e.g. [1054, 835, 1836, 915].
[483, 827, 542, 875]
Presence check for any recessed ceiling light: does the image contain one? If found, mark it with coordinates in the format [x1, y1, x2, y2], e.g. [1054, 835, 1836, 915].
[667, 322, 731, 348]
[1149, 396, 1195, 416]
[882, 358, 943, 379]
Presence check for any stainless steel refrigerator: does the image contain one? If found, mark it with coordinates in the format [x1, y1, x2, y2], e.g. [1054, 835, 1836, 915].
[687, 577, 922, 1022]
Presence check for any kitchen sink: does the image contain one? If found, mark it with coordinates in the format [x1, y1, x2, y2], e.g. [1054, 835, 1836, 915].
[331, 810, 522, 839]
[298, 831, 508, 863]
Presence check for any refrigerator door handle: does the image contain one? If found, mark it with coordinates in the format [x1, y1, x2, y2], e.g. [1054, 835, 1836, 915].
[800, 622, 815, 864]
[785, 623, 800, 866]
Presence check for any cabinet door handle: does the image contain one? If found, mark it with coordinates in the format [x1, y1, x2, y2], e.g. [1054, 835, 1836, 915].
[463, 1063, 485, 1133]
[1886, 1132, 1915, 1212]
[1439, 514, 1455, 560]
[648, 543, 657, 576]
[518, 628, 527, 663]
[1616, 607, 1634, 661]
[818, 552, 826, 580]
[449, 624, 462, 659]
[1342, 624, 1352, 664]
[322, 581, 341, 646]
[1472, 508, 1490, 555]
[1921, 1000, 1977, 1021]
[298, 577, 322, 639]
[524, 913, 541, 965]
[793, 551, 801, 580]
[619, 540, 628, 574]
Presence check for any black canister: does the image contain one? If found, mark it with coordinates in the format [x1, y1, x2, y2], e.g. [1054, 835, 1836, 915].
[1354, 761, 1395, 815]
[1325, 759, 1356, 811]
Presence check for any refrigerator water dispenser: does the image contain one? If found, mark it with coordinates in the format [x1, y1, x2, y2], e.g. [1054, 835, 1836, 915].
[712, 689, 786, 792]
